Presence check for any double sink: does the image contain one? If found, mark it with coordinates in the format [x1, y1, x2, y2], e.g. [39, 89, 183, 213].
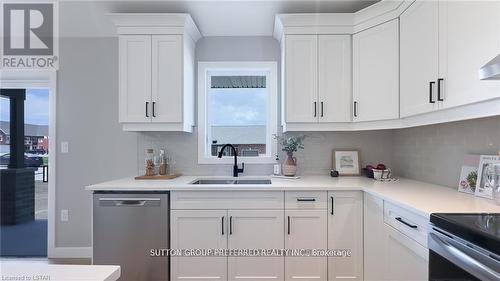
[190, 178, 272, 185]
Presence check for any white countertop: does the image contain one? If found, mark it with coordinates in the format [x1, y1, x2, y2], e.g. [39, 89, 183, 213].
[86, 175, 500, 218]
[0, 263, 120, 281]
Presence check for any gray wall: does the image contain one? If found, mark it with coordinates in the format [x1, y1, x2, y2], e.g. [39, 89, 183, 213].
[57, 37, 138, 247]
[392, 116, 500, 188]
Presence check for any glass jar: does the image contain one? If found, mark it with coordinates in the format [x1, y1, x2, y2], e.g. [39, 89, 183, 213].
[145, 149, 155, 176]
[158, 149, 168, 175]
[484, 163, 500, 205]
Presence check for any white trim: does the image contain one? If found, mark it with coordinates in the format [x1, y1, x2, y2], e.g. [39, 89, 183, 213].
[197, 61, 278, 165]
[0, 69, 57, 258]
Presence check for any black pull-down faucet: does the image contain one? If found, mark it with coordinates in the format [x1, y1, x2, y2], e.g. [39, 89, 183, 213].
[217, 144, 244, 177]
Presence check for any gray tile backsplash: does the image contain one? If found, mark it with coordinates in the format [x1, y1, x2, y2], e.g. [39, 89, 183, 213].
[392, 116, 500, 188]
[137, 128, 395, 177]
[138, 116, 500, 188]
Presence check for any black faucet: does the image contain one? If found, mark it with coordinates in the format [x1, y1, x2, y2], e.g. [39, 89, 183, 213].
[217, 144, 244, 177]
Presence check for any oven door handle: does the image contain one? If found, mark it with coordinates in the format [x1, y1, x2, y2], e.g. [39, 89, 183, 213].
[429, 232, 500, 281]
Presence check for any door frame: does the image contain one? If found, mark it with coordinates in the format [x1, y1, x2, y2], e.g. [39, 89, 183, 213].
[0, 69, 57, 258]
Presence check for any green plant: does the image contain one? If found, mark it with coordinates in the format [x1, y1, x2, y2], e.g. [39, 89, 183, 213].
[467, 171, 477, 189]
[274, 135, 306, 153]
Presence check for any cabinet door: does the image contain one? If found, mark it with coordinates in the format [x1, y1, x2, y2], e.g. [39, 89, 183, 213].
[400, 1, 439, 117]
[439, 1, 500, 108]
[385, 225, 428, 281]
[285, 35, 318, 123]
[363, 193, 386, 281]
[119, 35, 152, 123]
[285, 210, 327, 281]
[327, 191, 363, 281]
[318, 35, 352, 123]
[170, 210, 227, 281]
[152, 35, 183, 123]
[353, 19, 399, 122]
[227, 210, 284, 281]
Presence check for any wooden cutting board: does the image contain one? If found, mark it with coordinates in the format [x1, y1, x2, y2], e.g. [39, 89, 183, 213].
[134, 174, 182, 180]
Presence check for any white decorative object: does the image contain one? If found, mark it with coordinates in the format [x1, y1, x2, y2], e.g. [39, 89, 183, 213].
[333, 150, 360, 176]
[458, 154, 481, 194]
[475, 155, 500, 199]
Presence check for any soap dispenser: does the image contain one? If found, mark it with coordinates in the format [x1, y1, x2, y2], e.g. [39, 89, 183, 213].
[273, 154, 281, 176]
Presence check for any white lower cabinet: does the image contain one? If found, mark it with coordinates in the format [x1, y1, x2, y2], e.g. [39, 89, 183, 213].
[227, 210, 284, 281]
[170, 210, 227, 281]
[285, 209, 328, 281]
[384, 224, 428, 281]
[363, 193, 429, 281]
[327, 191, 363, 281]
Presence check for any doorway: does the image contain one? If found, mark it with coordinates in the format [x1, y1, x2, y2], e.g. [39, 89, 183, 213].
[0, 88, 50, 257]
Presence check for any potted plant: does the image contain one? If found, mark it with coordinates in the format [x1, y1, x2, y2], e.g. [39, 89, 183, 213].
[274, 135, 306, 176]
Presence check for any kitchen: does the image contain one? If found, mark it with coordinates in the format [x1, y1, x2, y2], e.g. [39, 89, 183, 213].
[0, 0, 500, 281]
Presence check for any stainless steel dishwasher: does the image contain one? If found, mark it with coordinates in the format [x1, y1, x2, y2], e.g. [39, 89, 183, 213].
[93, 191, 169, 281]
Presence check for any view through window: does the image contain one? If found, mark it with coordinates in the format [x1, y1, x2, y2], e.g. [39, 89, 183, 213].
[207, 75, 269, 158]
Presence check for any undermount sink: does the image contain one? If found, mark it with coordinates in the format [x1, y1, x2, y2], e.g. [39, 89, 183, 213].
[190, 178, 272, 185]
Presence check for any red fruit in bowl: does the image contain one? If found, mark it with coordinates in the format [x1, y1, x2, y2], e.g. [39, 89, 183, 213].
[376, 163, 386, 170]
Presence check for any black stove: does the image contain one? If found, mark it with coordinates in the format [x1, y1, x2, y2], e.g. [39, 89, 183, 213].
[429, 213, 500, 281]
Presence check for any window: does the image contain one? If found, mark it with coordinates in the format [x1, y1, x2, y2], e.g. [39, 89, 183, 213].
[198, 62, 277, 164]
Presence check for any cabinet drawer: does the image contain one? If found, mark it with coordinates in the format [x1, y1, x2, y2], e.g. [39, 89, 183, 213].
[383, 201, 428, 248]
[285, 191, 327, 209]
[171, 191, 284, 209]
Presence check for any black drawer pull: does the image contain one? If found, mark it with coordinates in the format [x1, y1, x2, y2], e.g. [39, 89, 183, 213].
[145, 102, 149, 117]
[429, 81, 436, 104]
[330, 196, 334, 215]
[221, 216, 225, 235]
[395, 217, 418, 229]
[229, 216, 233, 235]
[437, 78, 444, 101]
[287, 216, 291, 235]
[296, 198, 316, 202]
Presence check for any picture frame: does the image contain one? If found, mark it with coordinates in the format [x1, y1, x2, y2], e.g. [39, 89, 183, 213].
[475, 155, 500, 199]
[457, 154, 481, 194]
[333, 150, 360, 176]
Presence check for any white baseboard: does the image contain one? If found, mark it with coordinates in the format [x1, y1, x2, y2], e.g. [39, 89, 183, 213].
[49, 247, 92, 259]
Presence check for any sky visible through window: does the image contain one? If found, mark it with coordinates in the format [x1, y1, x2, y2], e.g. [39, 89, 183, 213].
[209, 88, 267, 126]
[0, 89, 49, 125]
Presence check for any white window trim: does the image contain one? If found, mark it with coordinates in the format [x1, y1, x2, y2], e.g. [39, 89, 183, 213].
[197, 61, 278, 164]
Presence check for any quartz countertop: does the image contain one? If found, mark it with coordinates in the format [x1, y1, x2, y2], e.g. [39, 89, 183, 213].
[0, 263, 120, 281]
[86, 175, 500, 218]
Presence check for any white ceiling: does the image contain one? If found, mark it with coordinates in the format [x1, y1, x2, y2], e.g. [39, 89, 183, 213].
[59, 0, 379, 37]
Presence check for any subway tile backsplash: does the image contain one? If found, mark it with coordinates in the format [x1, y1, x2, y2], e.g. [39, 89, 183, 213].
[137, 116, 500, 189]
[392, 116, 500, 188]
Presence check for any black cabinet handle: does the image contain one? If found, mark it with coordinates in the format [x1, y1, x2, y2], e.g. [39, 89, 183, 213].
[229, 216, 233, 235]
[429, 81, 436, 104]
[297, 198, 316, 202]
[221, 216, 225, 235]
[395, 217, 418, 229]
[145, 102, 149, 117]
[152, 102, 156, 117]
[287, 216, 291, 235]
[330, 196, 334, 215]
[437, 78, 444, 101]
[320, 102, 324, 117]
[353, 101, 358, 117]
[313, 102, 317, 117]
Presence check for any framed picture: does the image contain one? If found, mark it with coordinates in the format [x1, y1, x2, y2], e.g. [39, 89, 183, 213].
[458, 154, 480, 194]
[333, 150, 360, 176]
[475, 155, 500, 199]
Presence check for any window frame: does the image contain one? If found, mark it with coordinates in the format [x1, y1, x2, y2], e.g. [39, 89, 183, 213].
[197, 61, 278, 164]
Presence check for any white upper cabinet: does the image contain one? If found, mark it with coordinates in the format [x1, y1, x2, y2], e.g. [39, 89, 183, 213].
[285, 35, 319, 123]
[400, 1, 439, 118]
[284, 34, 352, 125]
[119, 35, 152, 123]
[151, 35, 183, 123]
[318, 35, 352, 123]
[110, 14, 201, 132]
[438, 1, 500, 108]
[353, 19, 400, 122]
